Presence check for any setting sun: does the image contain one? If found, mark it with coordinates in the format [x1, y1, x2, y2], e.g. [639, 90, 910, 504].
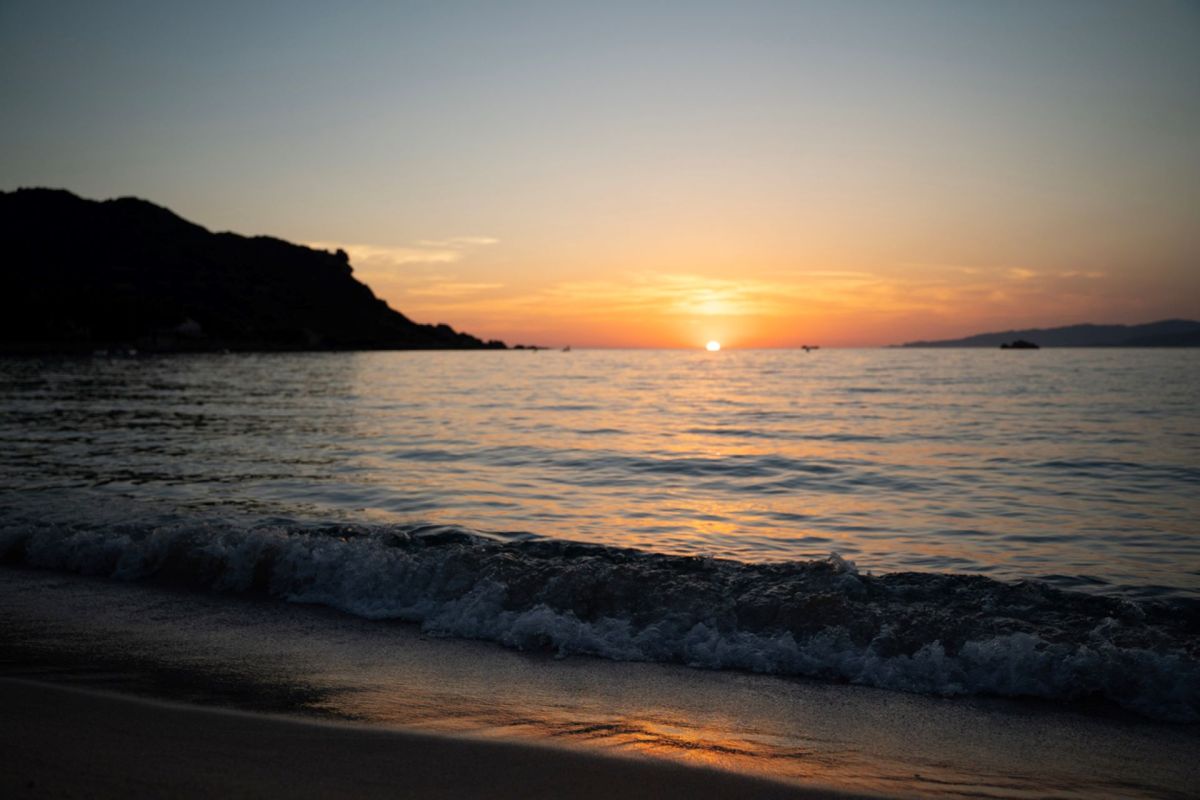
[706, 340, 721, 352]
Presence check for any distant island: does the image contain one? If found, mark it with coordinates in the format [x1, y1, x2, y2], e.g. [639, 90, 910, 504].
[0, 188, 506, 353]
[900, 320, 1200, 348]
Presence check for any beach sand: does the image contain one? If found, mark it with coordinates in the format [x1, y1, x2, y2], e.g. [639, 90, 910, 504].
[0, 678, 859, 799]
[3, 568, 1198, 799]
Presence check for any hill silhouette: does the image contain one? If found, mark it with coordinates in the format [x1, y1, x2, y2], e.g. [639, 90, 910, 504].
[0, 188, 506, 353]
[900, 320, 1200, 348]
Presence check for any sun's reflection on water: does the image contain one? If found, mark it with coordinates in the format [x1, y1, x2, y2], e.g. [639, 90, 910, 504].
[1, 348, 1196, 592]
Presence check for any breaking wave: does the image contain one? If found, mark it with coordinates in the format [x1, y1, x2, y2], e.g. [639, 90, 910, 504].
[2, 518, 1197, 722]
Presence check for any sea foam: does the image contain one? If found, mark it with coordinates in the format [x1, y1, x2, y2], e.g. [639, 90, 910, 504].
[3, 519, 1197, 721]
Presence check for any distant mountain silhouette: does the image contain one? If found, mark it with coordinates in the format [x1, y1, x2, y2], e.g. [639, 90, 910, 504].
[0, 188, 506, 353]
[900, 320, 1200, 348]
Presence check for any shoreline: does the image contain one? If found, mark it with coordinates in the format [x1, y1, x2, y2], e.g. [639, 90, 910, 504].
[3, 565, 1199, 799]
[0, 678, 863, 799]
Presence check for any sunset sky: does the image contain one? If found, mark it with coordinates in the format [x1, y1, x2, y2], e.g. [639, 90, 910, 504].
[2, 1, 1197, 347]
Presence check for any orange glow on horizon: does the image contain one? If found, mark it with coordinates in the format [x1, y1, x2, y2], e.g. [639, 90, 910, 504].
[323, 240, 1187, 349]
[8, 2, 1197, 351]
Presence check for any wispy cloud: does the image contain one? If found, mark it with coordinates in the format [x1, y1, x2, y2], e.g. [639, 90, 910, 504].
[290, 248, 1128, 345]
[407, 282, 505, 297]
[303, 237, 504, 310]
[416, 236, 500, 248]
[307, 237, 499, 269]
[408, 271, 883, 321]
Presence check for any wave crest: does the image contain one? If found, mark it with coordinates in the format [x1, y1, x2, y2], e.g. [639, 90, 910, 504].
[3, 519, 1197, 721]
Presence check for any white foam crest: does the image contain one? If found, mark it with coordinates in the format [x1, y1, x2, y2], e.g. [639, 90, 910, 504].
[264, 531, 1198, 720]
[1, 521, 1196, 721]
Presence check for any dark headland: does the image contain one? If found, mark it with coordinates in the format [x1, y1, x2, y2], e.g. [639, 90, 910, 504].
[899, 319, 1200, 348]
[0, 188, 506, 353]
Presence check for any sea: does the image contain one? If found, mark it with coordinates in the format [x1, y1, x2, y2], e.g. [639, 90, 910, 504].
[2, 348, 1198, 797]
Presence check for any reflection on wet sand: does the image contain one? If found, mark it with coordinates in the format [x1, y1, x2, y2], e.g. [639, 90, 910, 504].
[3, 568, 1197, 799]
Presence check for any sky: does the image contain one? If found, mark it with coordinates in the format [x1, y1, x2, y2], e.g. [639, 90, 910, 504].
[2, 0, 1198, 347]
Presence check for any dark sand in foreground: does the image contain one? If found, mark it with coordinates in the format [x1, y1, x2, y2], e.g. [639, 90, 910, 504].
[0, 679, 865, 799]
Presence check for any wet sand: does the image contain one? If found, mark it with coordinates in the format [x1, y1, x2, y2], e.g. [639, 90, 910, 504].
[0, 679, 862, 799]
[3, 568, 1198, 799]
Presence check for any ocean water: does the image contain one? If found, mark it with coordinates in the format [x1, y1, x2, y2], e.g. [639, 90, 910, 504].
[1, 349, 1198, 728]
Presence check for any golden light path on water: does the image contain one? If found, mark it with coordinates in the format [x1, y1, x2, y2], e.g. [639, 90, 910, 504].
[0, 348, 1196, 590]
[2, 349, 1199, 799]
